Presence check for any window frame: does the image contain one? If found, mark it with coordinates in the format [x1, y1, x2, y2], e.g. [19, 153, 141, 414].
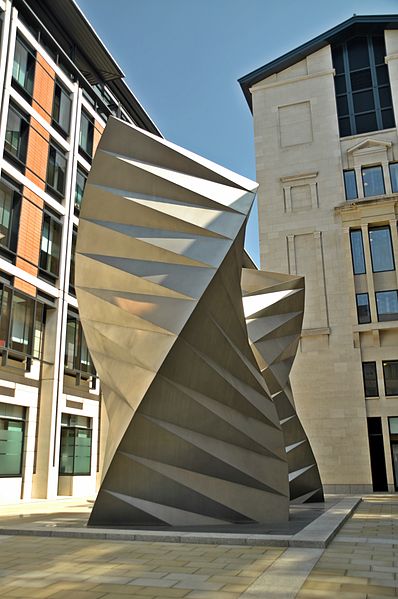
[79, 110, 94, 160]
[38, 209, 62, 281]
[368, 225, 395, 273]
[361, 165, 385, 198]
[0, 176, 22, 258]
[11, 34, 36, 100]
[4, 102, 30, 170]
[52, 79, 72, 137]
[383, 360, 398, 397]
[343, 169, 358, 201]
[0, 402, 26, 477]
[59, 414, 92, 476]
[74, 166, 87, 215]
[375, 289, 398, 322]
[46, 138, 67, 200]
[356, 292, 371, 324]
[350, 229, 366, 275]
[363, 361, 379, 397]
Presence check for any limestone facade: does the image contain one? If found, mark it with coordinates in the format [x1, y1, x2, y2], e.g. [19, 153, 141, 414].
[245, 22, 398, 493]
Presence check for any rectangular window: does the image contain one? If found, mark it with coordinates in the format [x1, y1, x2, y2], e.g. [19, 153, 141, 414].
[384, 360, 398, 396]
[79, 111, 94, 158]
[39, 211, 61, 278]
[69, 228, 77, 293]
[12, 35, 35, 97]
[356, 293, 371, 324]
[0, 178, 21, 254]
[0, 286, 45, 359]
[74, 167, 87, 214]
[376, 290, 398, 322]
[362, 165, 385, 197]
[363, 361, 379, 397]
[59, 414, 92, 475]
[344, 170, 358, 200]
[4, 103, 29, 167]
[390, 163, 398, 194]
[52, 80, 72, 135]
[369, 226, 394, 272]
[46, 140, 67, 198]
[64, 313, 95, 376]
[350, 229, 366, 274]
[0, 402, 25, 476]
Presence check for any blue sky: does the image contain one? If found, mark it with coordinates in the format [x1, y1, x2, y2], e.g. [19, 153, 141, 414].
[77, 0, 398, 264]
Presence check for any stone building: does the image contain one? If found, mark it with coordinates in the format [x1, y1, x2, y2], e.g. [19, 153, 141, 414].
[240, 15, 398, 493]
[0, 0, 159, 503]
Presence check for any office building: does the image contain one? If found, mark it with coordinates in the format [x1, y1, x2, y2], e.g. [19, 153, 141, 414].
[240, 15, 398, 493]
[0, 0, 159, 503]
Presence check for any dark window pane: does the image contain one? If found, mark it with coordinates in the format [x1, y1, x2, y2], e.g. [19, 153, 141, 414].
[335, 75, 346, 94]
[369, 226, 394, 272]
[52, 81, 71, 134]
[39, 212, 61, 277]
[0, 179, 21, 253]
[12, 36, 35, 96]
[337, 95, 349, 115]
[46, 141, 67, 197]
[5, 105, 29, 165]
[372, 36, 386, 65]
[348, 37, 370, 70]
[332, 46, 344, 74]
[79, 111, 94, 157]
[353, 90, 375, 113]
[339, 117, 351, 137]
[350, 69, 372, 91]
[344, 170, 358, 200]
[390, 163, 398, 193]
[379, 86, 392, 109]
[362, 166, 385, 197]
[384, 361, 398, 396]
[69, 229, 77, 291]
[363, 362, 378, 397]
[382, 109, 395, 130]
[350, 229, 366, 274]
[355, 112, 377, 134]
[356, 293, 371, 324]
[74, 167, 87, 213]
[377, 65, 389, 86]
[376, 290, 398, 322]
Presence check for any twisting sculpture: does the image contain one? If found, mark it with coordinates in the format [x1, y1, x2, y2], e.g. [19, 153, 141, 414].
[76, 117, 321, 527]
[241, 269, 324, 503]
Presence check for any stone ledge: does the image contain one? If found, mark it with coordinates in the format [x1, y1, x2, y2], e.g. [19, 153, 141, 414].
[0, 497, 361, 548]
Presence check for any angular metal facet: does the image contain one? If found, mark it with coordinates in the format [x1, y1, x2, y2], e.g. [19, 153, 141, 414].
[241, 269, 324, 503]
[76, 117, 291, 527]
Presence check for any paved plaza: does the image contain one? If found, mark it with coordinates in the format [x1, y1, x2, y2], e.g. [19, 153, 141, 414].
[0, 496, 396, 598]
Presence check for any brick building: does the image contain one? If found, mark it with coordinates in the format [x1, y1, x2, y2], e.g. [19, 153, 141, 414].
[0, 0, 159, 503]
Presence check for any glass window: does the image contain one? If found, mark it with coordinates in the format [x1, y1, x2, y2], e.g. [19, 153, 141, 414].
[384, 361, 398, 396]
[350, 229, 366, 274]
[46, 140, 67, 198]
[79, 111, 94, 158]
[376, 290, 398, 322]
[344, 170, 358, 200]
[332, 35, 395, 136]
[369, 226, 394, 272]
[74, 167, 87, 214]
[4, 104, 29, 166]
[59, 414, 92, 475]
[363, 362, 378, 397]
[52, 80, 72, 135]
[390, 163, 398, 194]
[0, 402, 25, 476]
[39, 212, 61, 277]
[0, 286, 45, 358]
[69, 228, 77, 293]
[356, 293, 371, 324]
[362, 166, 385, 197]
[12, 36, 35, 96]
[0, 178, 21, 254]
[64, 313, 95, 375]
[389, 417, 398, 434]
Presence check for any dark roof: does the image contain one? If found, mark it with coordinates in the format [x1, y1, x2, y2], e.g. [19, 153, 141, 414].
[239, 14, 398, 111]
[17, 0, 160, 135]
